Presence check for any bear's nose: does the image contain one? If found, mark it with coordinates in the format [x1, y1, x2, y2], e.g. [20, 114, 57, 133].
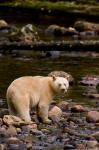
[61, 88, 65, 92]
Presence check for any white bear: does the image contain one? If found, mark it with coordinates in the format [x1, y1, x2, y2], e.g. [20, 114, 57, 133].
[6, 75, 69, 124]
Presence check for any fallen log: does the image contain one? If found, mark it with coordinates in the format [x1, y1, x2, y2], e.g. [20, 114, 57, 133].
[0, 40, 99, 53]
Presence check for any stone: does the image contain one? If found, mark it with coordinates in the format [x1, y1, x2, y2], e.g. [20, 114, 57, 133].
[16, 128, 21, 134]
[45, 24, 62, 36]
[0, 126, 7, 137]
[6, 137, 20, 150]
[86, 111, 99, 123]
[80, 75, 99, 86]
[6, 125, 17, 136]
[3, 115, 30, 126]
[58, 101, 69, 112]
[0, 20, 8, 29]
[74, 21, 99, 32]
[0, 144, 7, 150]
[49, 106, 62, 123]
[27, 122, 37, 131]
[86, 140, 98, 149]
[83, 93, 99, 99]
[20, 24, 39, 43]
[76, 143, 86, 149]
[71, 105, 86, 112]
[91, 132, 99, 141]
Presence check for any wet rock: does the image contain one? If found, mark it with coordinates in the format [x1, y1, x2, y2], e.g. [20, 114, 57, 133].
[42, 51, 60, 59]
[80, 75, 99, 86]
[47, 135, 57, 143]
[49, 106, 62, 123]
[26, 123, 38, 132]
[31, 146, 45, 150]
[58, 101, 69, 112]
[74, 21, 99, 32]
[16, 128, 21, 134]
[6, 137, 20, 150]
[20, 24, 39, 43]
[86, 140, 98, 149]
[26, 142, 32, 150]
[0, 144, 7, 150]
[3, 115, 30, 126]
[45, 24, 63, 36]
[91, 132, 99, 141]
[71, 105, 86, 112]
[79, 30, 96, 37]
[86, 111, 99, 123]
[30, 128, 43, 136]
[6, 125, 17, 136]
[64, 27, 78, 36]
[45, 25, 78, 36]
[76, 143, 86, 149]
[0, 20, 8, 29]
[41, 128, 50, 134]
[83, 93, 99, 99]
[0, 126, 7, 137]
[48, 71, 74, 84]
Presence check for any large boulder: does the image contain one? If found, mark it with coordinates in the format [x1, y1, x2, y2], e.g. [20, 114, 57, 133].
[45, 25, 78, 36]
[74, 21, 99, 32]
[80, 75, 99, 86]
[49, 106, 62, 123]
[45, 25, 63, 36]
[3, 115, 32, 126]
[20, 24, 39, 43]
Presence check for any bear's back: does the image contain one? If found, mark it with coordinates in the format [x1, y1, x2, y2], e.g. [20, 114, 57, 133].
[7, 76, 52, 95]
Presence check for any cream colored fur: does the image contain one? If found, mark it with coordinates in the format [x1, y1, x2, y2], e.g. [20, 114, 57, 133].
[6, 76, 69, 124]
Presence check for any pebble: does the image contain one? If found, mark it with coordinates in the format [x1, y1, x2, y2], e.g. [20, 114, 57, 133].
[6, 137, 20, 150]
[86, 111, 99, 123]
[71, 105, 86, 112]
[91, 131, 99, 141]
[6, 125, 17, 136]
[58, 101, 69, 112]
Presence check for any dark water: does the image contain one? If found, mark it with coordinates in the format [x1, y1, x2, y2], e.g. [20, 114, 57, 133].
[0, 53, 99, 109]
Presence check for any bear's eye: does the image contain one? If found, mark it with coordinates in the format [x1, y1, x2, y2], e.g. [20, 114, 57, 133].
[59, 83, 61, 86]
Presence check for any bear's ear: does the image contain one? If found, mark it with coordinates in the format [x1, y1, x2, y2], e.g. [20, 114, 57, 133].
[65, 75, 70, 81]
[52, 75, 56, 81]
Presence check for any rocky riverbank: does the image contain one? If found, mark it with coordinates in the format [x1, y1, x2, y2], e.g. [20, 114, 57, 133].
[0, 19, 99, 53]
[0, 100, 99, 150]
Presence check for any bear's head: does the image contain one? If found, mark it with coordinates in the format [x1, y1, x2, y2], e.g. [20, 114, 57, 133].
[51, 75, 69, 94]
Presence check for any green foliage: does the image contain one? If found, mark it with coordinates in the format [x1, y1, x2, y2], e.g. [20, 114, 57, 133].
[0, 0, 99, 16]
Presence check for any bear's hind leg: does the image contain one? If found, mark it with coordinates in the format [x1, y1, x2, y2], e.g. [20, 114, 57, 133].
[17, 106, 31, 123]
[7, 100, 18, 116]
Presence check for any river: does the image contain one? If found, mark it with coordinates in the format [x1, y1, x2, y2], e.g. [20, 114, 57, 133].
[0, 54, 99, 109]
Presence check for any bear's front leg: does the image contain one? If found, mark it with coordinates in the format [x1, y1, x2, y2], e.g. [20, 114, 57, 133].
[38, 103, 51, 124]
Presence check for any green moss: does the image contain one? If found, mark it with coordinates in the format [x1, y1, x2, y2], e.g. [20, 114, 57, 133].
[0, 0, 99, 16]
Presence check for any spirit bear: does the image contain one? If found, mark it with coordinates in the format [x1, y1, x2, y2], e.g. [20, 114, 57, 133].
[6, 75, 69, 124]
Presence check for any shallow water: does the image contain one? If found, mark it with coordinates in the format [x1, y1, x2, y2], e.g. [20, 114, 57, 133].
[0, 53, 99, 109]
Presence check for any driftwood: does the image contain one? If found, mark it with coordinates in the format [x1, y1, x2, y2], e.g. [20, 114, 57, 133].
[0, 40, 99, 53]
